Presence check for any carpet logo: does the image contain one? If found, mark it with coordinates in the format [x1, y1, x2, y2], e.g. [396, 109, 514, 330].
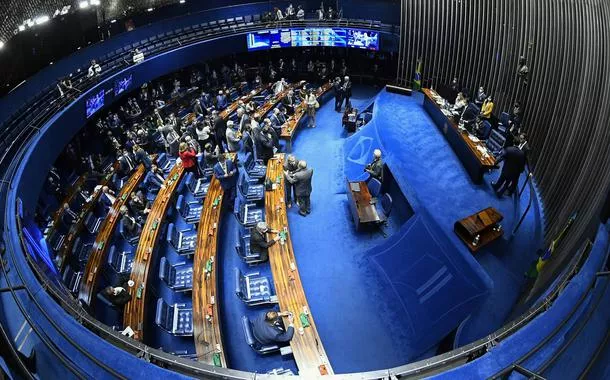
[346, 136, 374, 165]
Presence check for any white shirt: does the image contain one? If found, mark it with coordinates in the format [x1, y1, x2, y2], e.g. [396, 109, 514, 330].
[133, 52, 144, 64]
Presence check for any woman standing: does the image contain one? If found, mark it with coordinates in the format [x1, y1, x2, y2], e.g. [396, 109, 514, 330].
[179, 142, 201, 178]
[305, 89, 319, 128]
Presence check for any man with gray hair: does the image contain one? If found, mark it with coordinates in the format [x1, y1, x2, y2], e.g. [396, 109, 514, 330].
[283, 155, 299, 207]
[286, 160, 313, 216]
[250, 222, 280, 261]
[225, 120, 241, 153]
[364, 149, 384, 183]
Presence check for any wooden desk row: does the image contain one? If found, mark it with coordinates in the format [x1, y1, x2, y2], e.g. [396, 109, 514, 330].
[78, 162, 149, 307]
[422, 88, 496, 183]
[265, 155, 333, 376]
[123, 162, 185, 340]
[280, 82, 333, 152]
[219, 83, 271, 120]
[48, 172, 88, 236]
[253, 81, 306, 121]
[56, 165, 117, 271]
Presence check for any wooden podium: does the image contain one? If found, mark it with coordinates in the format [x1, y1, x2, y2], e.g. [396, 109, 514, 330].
[454, 207, 503, 253]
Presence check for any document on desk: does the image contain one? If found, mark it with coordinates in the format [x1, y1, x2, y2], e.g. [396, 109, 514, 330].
[350, 182, 361, 192]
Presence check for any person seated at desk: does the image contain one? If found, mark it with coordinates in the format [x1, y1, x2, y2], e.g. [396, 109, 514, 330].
[102, 279, 134, 307]
[216, 90, 228, 110]
[270, 107, 286, 127]
[62, 203, 79, 225]
[252, 311, 295, 345]
[452, 92, 468, 114]
[128, 191, 150, 223]
[480, 96, 494, 120]
[342, 103, 358, 132]
[365, 149, 384, 183]
[251, 222, 281, 261]
[99, 186, 117, 209]
[143, 164, 165, 193]
[120, 205, 141, 236]
[282, 90, 297, 115]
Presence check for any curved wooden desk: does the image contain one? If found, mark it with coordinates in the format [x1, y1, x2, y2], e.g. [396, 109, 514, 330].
[219, 83, 270, 120]
[192, 174, 227, 367]
[253, 81, 305, 120]
[57, 168, 116, 271]
[123, 162, 185, 340]
[265, 154, 333, 376]
[78, 163, 149, 307]
[280, 82, 333, 152]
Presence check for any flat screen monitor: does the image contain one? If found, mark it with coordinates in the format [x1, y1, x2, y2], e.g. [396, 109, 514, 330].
[114, 74, 133, 96]
[86, 89, 105, 118]
[246, 27, 379, 51]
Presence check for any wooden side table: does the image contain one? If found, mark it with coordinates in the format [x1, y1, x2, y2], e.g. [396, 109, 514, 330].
[454, 207, 503, 252]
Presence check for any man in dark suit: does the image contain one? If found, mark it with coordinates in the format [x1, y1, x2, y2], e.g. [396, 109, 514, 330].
[120, 205, 141, 236]
[492, 140, 527, 196]
[286, 160, 313, 216]
[213, 110, 227, 153]
[283, 155, 299, 208]
[128, 191, 150, 222]
[132, 145, 152, 171]
[255, 126, 275, 164]
[102, 280, 133, 307]
[250, 222, 280, 261]
[251, 311, 294, 345]
[333, 76, 343, 111]
[118, 149, 137, 176]
[342, 76, 352, 109]
[282, 90, 297, 115]
[213, 154, 238, 201]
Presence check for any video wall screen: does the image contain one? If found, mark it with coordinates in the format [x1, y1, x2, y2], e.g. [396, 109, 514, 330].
[114, 73, 133, 96]
[246, 28, 379, 51]
[86, 89, 105, 118]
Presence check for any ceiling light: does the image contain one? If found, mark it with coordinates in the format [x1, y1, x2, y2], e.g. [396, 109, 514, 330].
[90, 0, 100, 5]
[179, 0, 186, 3]
[35, 15, 50, 25]
[61, 5, 71, 15]
[18, 25, 26, 32]
[0, 41, 4, 49]
[110, 19, 117, 23]
[147, 8, 154, 12]
[79, 1, 89, 9]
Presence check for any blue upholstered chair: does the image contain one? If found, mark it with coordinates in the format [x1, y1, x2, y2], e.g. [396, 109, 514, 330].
[480, 120, 492, 140]
[367, 178, 382, 198]
[376, 193, 393, 223]
[119, 219, 140, 246]
[48, 232, 65, 253]
[84, 212, 103, 234]
[72, 237, 93, 265]
[62, 265, 82, 294]
[185, 172, 210, 199]
[234, 195, 264, 228]
[155, 298, 193, 336]
[241, 316, 280, 355]
[242, 152, 266, 181]
[234, 268, 275, 306]
[499, 112, 510, 132]
[159, 257, 193, 292]
[486, 129, 506, 155]
[238, 172, 265, 203]
[235, 228, 265, 265]
[107, 245, 134, 274]
[156, 153, 175, 173]
[166, 223, 197, 255]
[176, 194, 203, 224]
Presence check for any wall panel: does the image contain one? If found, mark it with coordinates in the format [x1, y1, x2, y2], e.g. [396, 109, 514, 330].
[396, 0, 610, 300]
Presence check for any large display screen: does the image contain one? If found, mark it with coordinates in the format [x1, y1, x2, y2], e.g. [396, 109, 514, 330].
[114, 74, 133, 96]
[86, 89, 105, 118]
[246, 28, 379, 51]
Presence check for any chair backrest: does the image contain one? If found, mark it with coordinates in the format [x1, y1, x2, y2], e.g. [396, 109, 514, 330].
[367, 178, 382, 197]
[166, 223, 179, 248]
[243, 152, 254, 171]
[238, 172, 249, 196]
[107, 245, 119, 271]
[72, 237, 82, 256]
[234, 267, 245, 299]
[176, 195, 187, 219]
[382, 193, 393, 216]
[156, 153, 168, 166]
[159, 256, 172, 286]
[185, 172, 196, 193]
[155, 298, 172, 332]
[500, 111, 510, 126]
[241, 316, 257, 347]
[481, 121, 492, 140]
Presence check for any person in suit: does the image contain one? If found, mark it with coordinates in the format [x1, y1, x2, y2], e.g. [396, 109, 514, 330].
[282, 90, 297, 115]
[203, 143, 220, 169]
[213, 154, 238, 201]
[286, 160, 313, 216]
[492, 137, 527, 196]
[120, 205, 141, 236]
[62, 203, 78, 225]
[474, 86, 487, 107]
[213, 110, 227, 153]
[250, 222, 280, 261]
[99, 186, 117, 209]
[216, 90, 228, 110]
[193, 99, 205, 118]
[102, 279, 133, 307]
[269, 107, 286, 127]
[132, 145, 152, 171]
[255, 125, 275, 163]
[252, 311, 294, 345]
[128, 191, 150, 222]
[333, 76, 344, 112]
[225, 121, 242, 153]
[143, 164, 165, 193]
[237, 108, 250, 132]
[118, 149, 137, 176]
[342, 76, 352, 109]
[157, 123, 180, 157]
[283, 155, 299, 207]
[365, 149, 384, 182]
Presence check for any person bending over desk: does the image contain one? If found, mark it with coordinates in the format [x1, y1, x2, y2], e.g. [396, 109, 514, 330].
[102, 279, 134, 307]
[251, 222, 280, 261]
[252, 311, 294, 345]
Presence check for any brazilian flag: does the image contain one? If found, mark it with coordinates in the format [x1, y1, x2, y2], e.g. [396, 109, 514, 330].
[526, 212, 577, 279]
[414, 58, 423, 90]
